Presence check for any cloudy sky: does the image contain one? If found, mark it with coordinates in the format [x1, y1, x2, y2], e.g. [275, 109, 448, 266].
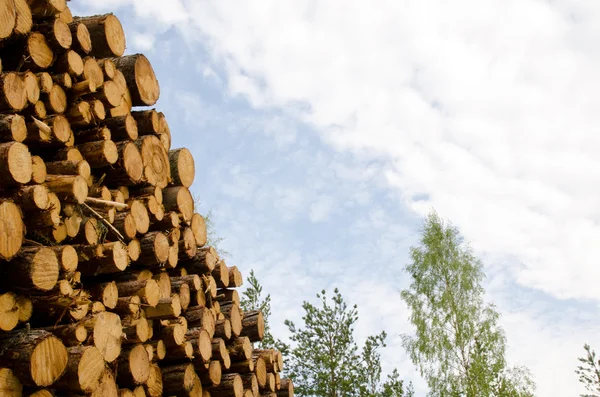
[74, 1, 600, 394]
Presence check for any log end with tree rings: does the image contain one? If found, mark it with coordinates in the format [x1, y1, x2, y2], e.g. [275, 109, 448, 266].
[1, 73, 27, 111]
[120, 141, 143, 183]
[14, 0, 32, 36]
[92, 312, 122, 363]
[73, 22, 92, 53]
[0, 0, 16, 39]
[113, 54, 160, 107]
[0, 142, 32, 185]
[28, 33, 54, 70]
[103, 14, 126, 56]
[168, 148, 195, 188]
[53, 17, 73, 50]
[30, 335, 69, 386]
[0, 368, 22, 397]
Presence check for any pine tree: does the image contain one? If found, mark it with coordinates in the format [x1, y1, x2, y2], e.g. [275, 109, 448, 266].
[240, 269, 275, 348]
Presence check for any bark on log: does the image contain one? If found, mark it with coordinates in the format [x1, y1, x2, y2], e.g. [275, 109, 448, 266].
[131, 109, 159, 135]
[38, 322, 87, 346]
[240, 374, 258, 397]
[3, 33, 54, 71]
[198, 361, 221, 388]
[27, 0, 67, 19]
[277, 379, 293, 397]
[137, 231, 169, 266]
[76, 240, 128, 276]
[102, 141, 143, 185]
[68, 21, 92, 54]
[162, 186, 194, 223]
[228, 266, 243, 288]
[112, 54, 159, 106]
[227, 337, 252, 361]
[115, 279, 160, 307]
[53, 49, 84, 76]
[113, 211, 137, 240]
[144, 294, 181, 320]
[76, 140, 118, 167]
[212, 260, 230, 289]
[145, 364, 163, 397]
[220, 303, 242, 337]
[215, 319, 232, 341]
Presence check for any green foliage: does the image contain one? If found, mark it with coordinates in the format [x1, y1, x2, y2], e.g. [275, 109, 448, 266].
[240, 270, 275, 348]
[400, 211, 535, 397]
[575, 344, 600, 396]
[283, 288, 408, 397]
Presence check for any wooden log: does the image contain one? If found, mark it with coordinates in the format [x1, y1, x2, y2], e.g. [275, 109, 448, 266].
[70, 79, 97, 98]
[240, 374, 258, 397]
[30, 155, 47, 184]
[152, 271, 171, 300]
[76, 241, 129, 276]
[103, 113, 138, 141]
[82, 56, 104, 88]
[88, 280, 118, 309]
[198, 361, 221, 388]
[45, 159, 91, 179]
[68, 21, 92, 54]
[211, 338, 230, 365]
[53, 49, 84, 76]
[228, 266, 243, 288]
[37, 18, 72, 51]
[76, 140, 118, 167]
[148, 339, 166, 361]
[131, 109, 159, 135]
[27, 0, 67, 19]
[16, 295, 32, 323]
[127, 238, 141, 261]
[220, 303, 242, 337]
[52, 72, 72, 89]
[163, 340, 194, 362]
[134, 135, 170, 188]
[81, 311, 122, 363]
[102, 141, 143, 185]
[161, 323, 185, 348]
[0, 0, 16, 40]
[113, 211, 137, 240]
[0, 141, 32, 186]
[162, 363, 197, 395]
[38, 322, 87, 346]
[45, 175, 88, 204]
[36, 71, 52, 93]
[171, 274, 202, 292]
[43, 84, 67, 114]
[190, 213, 207, 247]
[3, 33, 54, 71]
[145, 364, 163, 397]
[73, 126, 110, 143]
[97, 58, 116, 79]
[183, 246, 218, 273]
[185, 307, 216, 336]
[47, 244, 78, 272]
[114, 295, 141, 317]
[277, 379, 293, 397]
[121, 316, 150, 345]
[66, 101, 92, 127]
[227, 337, 252, 361]
[114, 279, 160, 307]
[7, 119, 31, 150]
[240, 311, 264, 343]
[216, 289, 240, 307]
[21, 71, 40, 104]
[144, 294, 181, 320]
[212, 260, 230, 289]
[178, 282, 191, 311]
[137, 231, 170, 266]
[116, 344, 150, 387]
[186, 327, 212, 364]
[112, 54, 159, 106]
[13, 0, 32, 36]
[0, 73, 27, 112]
[209, 374, 243, 397]
[53, 346, 105, 394]
[85, 80, 121, 108]
[73, 14, 125, 57]
[157, 112, 171, 151]
[91, 369, 119, 397]
[0, 293, 19, 331]
[0, 330, 68, 387]
[214, 318, 233, 341]
[90, 98, 105, 121]
[0, 246, 58, 291]
[162, 186, 194, 223]
[52, 146, 83, 161]
[169, 148, 195, 188]
[263, 374, 276, 393]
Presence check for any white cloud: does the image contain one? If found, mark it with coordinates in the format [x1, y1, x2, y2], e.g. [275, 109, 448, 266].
[309, 195, 334, 222]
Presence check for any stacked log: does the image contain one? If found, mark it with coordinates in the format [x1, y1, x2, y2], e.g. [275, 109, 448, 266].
[0, 1, 292, 396]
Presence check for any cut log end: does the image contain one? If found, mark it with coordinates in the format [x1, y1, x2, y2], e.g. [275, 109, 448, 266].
[0, 201, 24, 260]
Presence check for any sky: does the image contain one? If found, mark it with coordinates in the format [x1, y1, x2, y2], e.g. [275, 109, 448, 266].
[73, 1, 600, 395]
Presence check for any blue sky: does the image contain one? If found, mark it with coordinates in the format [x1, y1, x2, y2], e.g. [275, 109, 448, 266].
[74, 1, 600, 395]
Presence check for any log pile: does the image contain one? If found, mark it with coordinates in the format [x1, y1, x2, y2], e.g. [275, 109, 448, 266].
[0, 1, 293, 396]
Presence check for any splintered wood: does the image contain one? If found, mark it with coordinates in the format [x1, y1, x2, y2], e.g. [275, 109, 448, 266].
[0, 1, 291, 396]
